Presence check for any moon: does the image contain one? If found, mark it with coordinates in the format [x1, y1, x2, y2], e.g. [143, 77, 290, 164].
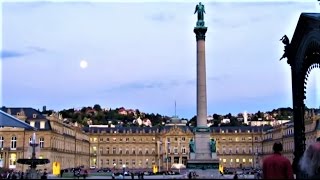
[80, 60, 88, 69]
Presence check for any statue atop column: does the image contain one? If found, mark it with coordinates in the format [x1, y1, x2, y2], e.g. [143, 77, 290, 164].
[189, 138, 196, 153]
[279, 35, 292, 65]
[209, 138, 216, 153]
[194, 2, 206, 27]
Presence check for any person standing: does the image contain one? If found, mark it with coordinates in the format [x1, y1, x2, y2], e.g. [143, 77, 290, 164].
[299, 142, 320, 179]
[262, 142, 294, 179]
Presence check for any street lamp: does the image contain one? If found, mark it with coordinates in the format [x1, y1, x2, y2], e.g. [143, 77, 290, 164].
[122, 164, 126, 178]
[166, 141, 170, 171]
[113, 163, 116, 171]
[157, 141, 162, 173]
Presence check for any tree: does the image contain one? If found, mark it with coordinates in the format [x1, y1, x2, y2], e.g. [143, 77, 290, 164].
[187, 116, 197, 126]
[80, 107, 87, 113]
[93, 104, 102, 111]
[212, 114, 220, 120]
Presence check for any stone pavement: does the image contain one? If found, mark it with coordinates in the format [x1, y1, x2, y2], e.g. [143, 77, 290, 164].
[48, 174, 255, 179]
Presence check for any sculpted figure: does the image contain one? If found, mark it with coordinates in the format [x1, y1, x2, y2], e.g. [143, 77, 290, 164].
[194, 2, 206, 21]
[280, 35, 290, 61]
[189, 138, 196, 153]
[210, 138, 216, 153]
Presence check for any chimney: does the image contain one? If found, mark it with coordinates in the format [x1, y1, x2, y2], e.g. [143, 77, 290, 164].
[43, 106, 47, 112]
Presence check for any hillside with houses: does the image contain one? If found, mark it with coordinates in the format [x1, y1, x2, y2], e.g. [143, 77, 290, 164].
[36, 104, 320, 128]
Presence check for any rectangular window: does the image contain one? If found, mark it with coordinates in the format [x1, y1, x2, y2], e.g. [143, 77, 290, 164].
[0, 136, 4, 148]
[174, 147, 178, 154]
[30, 121, 35, 127]
[39, 138, 44, 148]
[11, 136, 17, 150]
[40, 121, 45, 129]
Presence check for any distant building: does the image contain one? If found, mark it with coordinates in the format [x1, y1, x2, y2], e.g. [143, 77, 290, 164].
[1, 107, 320, 172]
[221, 118, 230, 124]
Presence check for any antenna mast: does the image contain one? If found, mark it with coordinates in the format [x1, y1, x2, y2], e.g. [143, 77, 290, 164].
[175, 100, 177, 117]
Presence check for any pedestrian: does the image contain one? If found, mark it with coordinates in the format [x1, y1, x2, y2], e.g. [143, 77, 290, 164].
[233, 173, 238, 179]
[299, 142, 320, 179]
[262, 142, 294, 179]
[20, 172, 24, 179]
[131, 172, 134, 179]
[83, 169, 88, 179]
[188, 172, 192, 179]
[60, 169, 64, 178]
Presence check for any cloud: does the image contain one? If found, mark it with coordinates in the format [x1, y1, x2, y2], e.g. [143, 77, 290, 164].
[102, 74, 230, 93]
[1, 50, 26, 59]
[27, 46, 47, 53]
[1, 47, 47, 59]
[148, 12, 175, 22]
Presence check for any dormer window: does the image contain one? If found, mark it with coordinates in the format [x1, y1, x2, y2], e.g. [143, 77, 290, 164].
[33, 114, 37, 118]
[40, 121, 45, 129]
[30, 121, 35, 127]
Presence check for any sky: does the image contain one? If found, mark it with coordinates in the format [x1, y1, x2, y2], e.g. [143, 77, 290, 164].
[1, 0, 320, 119]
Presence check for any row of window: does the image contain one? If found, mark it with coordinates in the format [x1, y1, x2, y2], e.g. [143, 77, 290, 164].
[29, 121, 46, 129]
[93, 158, 156, 166]
[91, 137, 190, 143]
[221, 130, 254, 133]
[220, 158, 253, 163]
[219, 146, 262, 154]
[93, 146, 188, 155]
[0, 136, 44, 149]
[218, 137, 259, 141]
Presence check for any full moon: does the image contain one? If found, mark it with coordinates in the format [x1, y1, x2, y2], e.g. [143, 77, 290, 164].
[80, 60, 88, 69]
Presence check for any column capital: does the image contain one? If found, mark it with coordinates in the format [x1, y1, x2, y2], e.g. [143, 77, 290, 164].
[194, 26, 208, 41]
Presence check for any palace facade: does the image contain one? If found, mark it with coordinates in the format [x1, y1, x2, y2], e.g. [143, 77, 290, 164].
[0, 107, 319, 172]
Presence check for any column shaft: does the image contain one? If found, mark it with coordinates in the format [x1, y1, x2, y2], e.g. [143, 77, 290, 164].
[196, 39, 207, 128]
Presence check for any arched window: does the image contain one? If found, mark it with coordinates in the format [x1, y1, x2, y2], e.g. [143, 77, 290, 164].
[11, 136, 17, 149]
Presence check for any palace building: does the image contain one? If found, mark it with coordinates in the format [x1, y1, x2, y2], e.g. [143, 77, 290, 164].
[0, 107, 319, 172]
[0, 108, 90, 172]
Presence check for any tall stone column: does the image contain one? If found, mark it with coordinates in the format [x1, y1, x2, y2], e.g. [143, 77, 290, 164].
[194, 26, 208, 128]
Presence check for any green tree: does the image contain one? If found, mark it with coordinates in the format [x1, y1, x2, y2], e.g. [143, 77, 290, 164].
[93, 104, 102, 111]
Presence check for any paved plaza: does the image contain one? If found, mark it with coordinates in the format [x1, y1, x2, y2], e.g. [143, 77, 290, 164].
[48, 173, 255, 179]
